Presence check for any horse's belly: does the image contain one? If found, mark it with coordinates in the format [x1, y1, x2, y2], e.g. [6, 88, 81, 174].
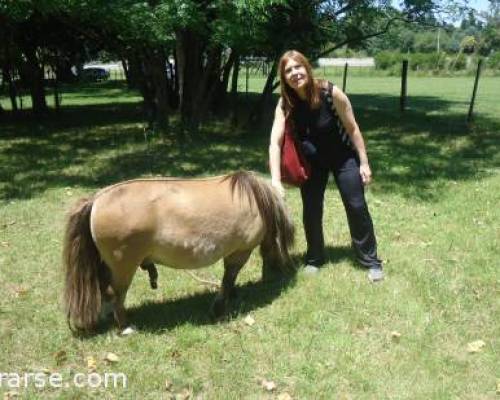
[151, 236, 231, 269]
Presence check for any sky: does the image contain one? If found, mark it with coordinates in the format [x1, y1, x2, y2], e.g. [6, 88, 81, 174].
[470, 0, 490, 12]
[393, 0, 491, 13]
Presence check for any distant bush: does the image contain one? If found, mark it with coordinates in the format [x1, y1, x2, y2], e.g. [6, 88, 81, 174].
[374, 51, 404, 70]
[447, 53, 467, 71]
[374, 51, 473, 74]
[409, 53, 446, 71]
[488, 52, 500, 70]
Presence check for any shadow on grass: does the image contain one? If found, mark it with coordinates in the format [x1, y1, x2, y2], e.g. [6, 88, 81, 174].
[325, 245, 356, 266]
[1, 90, 499, 201]
[126, 271, 297, 333]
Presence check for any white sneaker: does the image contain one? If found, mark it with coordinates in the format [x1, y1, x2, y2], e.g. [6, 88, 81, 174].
[368, 267, 384, 282]
[303, 265, 320, 275]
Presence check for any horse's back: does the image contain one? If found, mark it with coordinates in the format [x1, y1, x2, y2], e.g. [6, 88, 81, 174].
[90, 177, 265, 269]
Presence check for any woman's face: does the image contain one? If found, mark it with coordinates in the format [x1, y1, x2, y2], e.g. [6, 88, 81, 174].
[283, 58, 308, 91]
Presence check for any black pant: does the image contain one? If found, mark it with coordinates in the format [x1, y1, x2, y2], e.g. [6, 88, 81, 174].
[300, 156, 382, 269]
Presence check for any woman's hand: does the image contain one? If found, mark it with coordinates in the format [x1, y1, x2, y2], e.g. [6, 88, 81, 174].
[271, 179, 286, 198]
[360, 163, 372, 185]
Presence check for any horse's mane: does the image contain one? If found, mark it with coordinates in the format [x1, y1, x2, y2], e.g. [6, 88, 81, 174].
[223, 171, 295, 269]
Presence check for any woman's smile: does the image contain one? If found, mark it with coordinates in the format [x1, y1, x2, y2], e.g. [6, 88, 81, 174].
[284, 59, 308, 91]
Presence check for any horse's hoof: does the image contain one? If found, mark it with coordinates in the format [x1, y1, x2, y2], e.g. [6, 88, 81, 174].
[228, 288, 238, 300]
[120, 325, 137, 336]
[210, 299, 227, 320]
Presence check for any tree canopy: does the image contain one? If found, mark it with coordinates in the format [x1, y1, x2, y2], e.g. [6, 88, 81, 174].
[1, 0, 485, 128]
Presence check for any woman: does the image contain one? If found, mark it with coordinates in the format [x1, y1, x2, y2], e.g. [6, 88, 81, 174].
[269, 50, 383, 282]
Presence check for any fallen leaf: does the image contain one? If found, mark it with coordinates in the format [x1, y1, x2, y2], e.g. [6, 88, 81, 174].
[1, 221, 16, 229]
[104, 352, 119, 363]
[1, 241, 9, 247]
[467, 340, 486, 353]
[120, 325, 137, 336]
[171, 350, 181, 359]
[260, 378, 277, 392]
[8, 284, 28, 298]
[86, 356, 97, 371]
[243, 315, 255, 326]
[3, 391, 18, 400]
[277, 392, 293, 400]
[54, 350, 67, 366]
[165, 379, 173, 391]
[175, 388, 192, 400]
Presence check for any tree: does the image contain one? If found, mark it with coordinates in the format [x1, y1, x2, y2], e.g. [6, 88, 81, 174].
[0, 0, 472, 127]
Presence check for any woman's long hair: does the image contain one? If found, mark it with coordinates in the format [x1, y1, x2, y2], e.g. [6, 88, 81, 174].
[278, 50, 322, 118]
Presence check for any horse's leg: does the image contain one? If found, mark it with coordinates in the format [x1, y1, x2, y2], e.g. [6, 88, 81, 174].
[260, 242, 283, 282]
[212, 250, 252, 319]
[140, 260, 158, 289]
[108, 263, 139, 330]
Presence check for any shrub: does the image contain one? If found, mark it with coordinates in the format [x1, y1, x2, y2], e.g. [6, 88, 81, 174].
[374, 51, 404, 70]
[488, 52, 500, 70]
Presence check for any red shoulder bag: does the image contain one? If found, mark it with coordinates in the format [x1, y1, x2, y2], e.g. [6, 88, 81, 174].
[280, 119, 311, 186]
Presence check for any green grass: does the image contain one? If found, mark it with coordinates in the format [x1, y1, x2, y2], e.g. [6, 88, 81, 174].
[0, 79, 499, 399]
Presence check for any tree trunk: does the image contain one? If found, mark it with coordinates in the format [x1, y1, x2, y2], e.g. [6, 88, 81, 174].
[213, 49, 237, 113]
[54, 74, 61, 111]
[166, 56, 179, 110]
[145, 50, 170, 130]
[2, 66, 18, 112]
[230, 54, 240, 125]
[195, 45, 223, 121]
[120, 58, 129, 82]
[21, 44, 48, 115]
[125, 56, 142, 89]
[176, 29, 205, 130]
[55, 58, 77, 83]
[249, 58, 278, 125]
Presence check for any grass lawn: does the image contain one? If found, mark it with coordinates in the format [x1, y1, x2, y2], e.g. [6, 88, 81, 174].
[0, 77, 499, 399]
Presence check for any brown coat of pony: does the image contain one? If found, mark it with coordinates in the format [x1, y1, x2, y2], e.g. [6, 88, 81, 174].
[63, 171, 294, 332]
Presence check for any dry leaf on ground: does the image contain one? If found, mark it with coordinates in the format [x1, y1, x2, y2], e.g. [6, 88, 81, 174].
[86, 356, 97, 371]
[120, 325, 137, 336]
[54, 350, 67, 365]
[243, 315, 255, 326]
[104, 352, 119, 363]
[260, 378, 277, 392]
[466, 340, 486, 353]
[3, 391, 19, 400]
[175, 388, 192, 400]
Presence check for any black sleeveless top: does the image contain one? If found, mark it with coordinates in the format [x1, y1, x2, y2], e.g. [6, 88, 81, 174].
[291, 82, 355, 168]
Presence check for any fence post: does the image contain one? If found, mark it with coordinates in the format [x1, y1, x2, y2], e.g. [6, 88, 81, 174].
[342, 62, 348, 92]
[54, 76, 60, 111]
[245, 62, 249, 99]
[400, 59, 408, 112]
[467, 59, 483, 123]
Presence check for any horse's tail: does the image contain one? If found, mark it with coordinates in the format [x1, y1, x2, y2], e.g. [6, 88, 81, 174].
[62, 196, 108, 331]
[226, 171, 295, 270]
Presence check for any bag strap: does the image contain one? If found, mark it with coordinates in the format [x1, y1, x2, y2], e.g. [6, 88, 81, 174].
[284, 117, 301, 142]
[321, 80, 335, 108]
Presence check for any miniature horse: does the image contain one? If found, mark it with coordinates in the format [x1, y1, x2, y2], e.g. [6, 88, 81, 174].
[63, 171, 294, 332]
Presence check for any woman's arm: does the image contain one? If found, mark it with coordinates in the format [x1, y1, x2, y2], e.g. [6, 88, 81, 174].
[331, 86, 372, 185]
[269, 98, 286, 197]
